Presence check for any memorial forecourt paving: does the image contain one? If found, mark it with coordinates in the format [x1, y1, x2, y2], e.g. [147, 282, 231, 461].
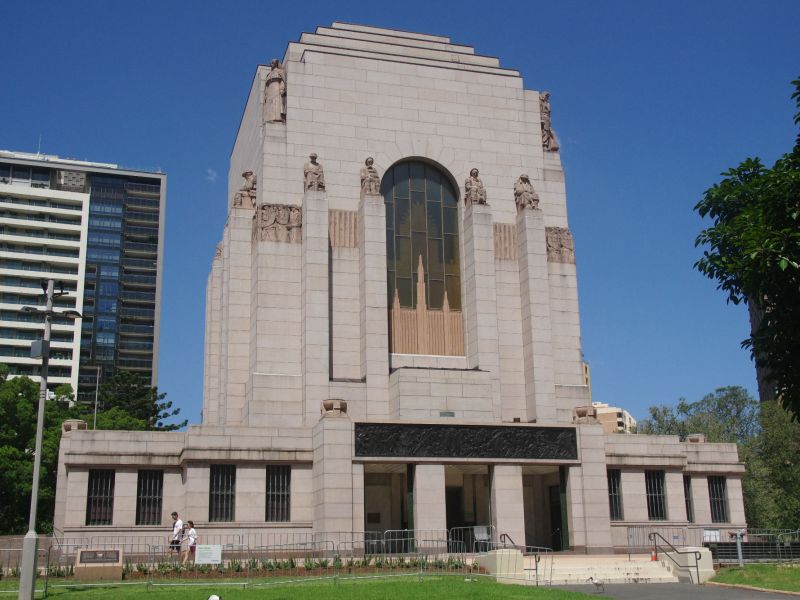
[0, 577, 592, 599]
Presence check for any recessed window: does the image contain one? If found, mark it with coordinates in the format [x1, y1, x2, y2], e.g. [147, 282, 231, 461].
[708, 476, 729, 523]
[209, 464, 236, 522]
[136, 470, 163, 525]
[86, 469, 115, 525]
[607, 469, 623, 521]
[645, 470, 667, 521]
[265, 465, 291, 522]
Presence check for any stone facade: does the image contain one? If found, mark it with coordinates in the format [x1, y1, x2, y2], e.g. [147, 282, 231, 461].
[54, 22, 745, 552]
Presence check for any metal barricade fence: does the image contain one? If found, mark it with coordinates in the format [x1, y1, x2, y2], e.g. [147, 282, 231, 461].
[448, 525, 496, 553]
[247, 540, 337, 585]
[0, 547, 49, 596]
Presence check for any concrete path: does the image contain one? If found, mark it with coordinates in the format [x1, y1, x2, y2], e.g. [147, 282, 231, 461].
[558, 583, 794, 599]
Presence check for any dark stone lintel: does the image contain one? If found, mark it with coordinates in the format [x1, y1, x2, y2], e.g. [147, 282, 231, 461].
[354, 423, 577, 460]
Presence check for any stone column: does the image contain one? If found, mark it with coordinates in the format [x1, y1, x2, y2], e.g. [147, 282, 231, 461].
[665, 470, 687, 522]
[691, 475, 712, 524]
[727, 476, 746, 526]
[516, 208, 556, 423]
[183, 464, 209, 524]
[413, 464, 447, 533]
[463, 202, 501, 418]
[312, 411, 356, 534]
[112, 469, 137, 526]
[490, 465, 526, 547]
[359, 193, 390, 418]
[303, 190, 330, 422]
[620, 470, 648, 522]
[237, 464, 267, 523]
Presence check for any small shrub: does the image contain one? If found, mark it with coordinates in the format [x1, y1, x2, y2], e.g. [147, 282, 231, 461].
[333, 554, 343, 569]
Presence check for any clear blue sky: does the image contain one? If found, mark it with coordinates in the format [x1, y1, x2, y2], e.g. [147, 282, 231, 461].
[3, 1, 798, 423]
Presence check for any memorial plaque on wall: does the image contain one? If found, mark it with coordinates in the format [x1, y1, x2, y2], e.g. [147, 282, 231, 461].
[354, 423, 578, 460]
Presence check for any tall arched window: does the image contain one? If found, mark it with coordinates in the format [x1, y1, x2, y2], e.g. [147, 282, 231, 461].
[382, 161, 463, 355]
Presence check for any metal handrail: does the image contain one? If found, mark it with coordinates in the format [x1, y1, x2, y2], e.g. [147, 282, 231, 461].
[648, 532, 701, 584]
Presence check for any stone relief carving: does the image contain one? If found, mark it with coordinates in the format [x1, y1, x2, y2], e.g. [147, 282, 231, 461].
[546, 226, 575, 263]
[329, 210, 358, 248]
[253, 203, 302, 243]
[493, 223, 517, 260]
[360, 157, 380, 196]
[214, 243, 222, 258]
[303, 153, 325, 191]
[514, 174, 539, 212]
[232, 170, 257, 208]
[263, 59, 287, 123]
[354, 423, 578, 460]
[464, 168, 487, 206]
[540, 91, 560, 152]
[572, 405, 598, 424]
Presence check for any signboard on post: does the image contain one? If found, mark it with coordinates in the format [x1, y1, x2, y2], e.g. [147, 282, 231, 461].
[194, 544, 222, 565]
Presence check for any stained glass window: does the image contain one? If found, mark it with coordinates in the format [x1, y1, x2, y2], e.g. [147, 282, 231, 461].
[382, 161, 460, 310]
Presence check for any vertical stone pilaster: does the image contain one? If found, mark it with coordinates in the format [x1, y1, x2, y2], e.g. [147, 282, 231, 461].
[359, 193, 390, 418]
[312, 414, 356, 534]
[490, 465, 526, 546]
[413, 464, 447, 533]
[575, 425, 612, 552]
[463, 203, 501, 419]
[303, 191, 330, 422]
[223, 209, 253, 425]
[516, 208, 556, 423]
[237, 464, 267, 523]
[203, 257, 223, 425]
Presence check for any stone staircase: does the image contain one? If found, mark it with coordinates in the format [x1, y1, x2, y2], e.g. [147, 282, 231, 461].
[528, 554, 680, 585]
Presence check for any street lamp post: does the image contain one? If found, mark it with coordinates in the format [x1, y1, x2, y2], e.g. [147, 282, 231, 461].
[18, 280, 81, 600]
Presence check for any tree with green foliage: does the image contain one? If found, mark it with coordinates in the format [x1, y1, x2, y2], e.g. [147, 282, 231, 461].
[0, 374, 73, 534]
[639, 386, 800, 529]
[0, 366, 182, 534]
[97, 371, 187, 431]
[694, 77, 800, 416]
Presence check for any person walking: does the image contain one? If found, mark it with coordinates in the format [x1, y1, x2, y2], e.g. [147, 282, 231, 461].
[182, 521, 197, 566]
[169, 512, 183, 553]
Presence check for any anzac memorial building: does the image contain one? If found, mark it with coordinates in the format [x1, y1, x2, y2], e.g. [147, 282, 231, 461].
[54, 22, 746, 553]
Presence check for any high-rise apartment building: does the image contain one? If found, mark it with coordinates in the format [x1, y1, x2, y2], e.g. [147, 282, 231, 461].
[0, 150, 165, 401]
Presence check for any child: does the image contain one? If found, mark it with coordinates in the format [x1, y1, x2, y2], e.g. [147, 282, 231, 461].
[182, 521, 198, 566]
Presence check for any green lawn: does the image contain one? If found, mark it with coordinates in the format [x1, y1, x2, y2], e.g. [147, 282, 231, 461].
[1, 576, 592, 599]
[712, 563, 800, 592]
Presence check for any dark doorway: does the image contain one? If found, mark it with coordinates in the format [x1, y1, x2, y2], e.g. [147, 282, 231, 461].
[549, 485, 563, 551]
[445, 486, 464, 529]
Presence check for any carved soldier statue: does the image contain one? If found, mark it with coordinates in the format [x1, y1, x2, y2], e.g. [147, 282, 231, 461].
[360, 157, 380, 196]
[232, 170, 257, 208]
[514, 174, 539, 211]
[540, 91, 560, 152]
[464, 168, 487, 206]
[263, 59, 287, 123]
[303, 153, 325, 191]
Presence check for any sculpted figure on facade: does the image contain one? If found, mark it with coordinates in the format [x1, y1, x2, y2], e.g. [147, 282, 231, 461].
[514, 174, 539, 212]
[540, 92, 560, 152]
[360, 157, 380, 196]
[232, 170, 257, 208]
[546, 226, 575, 263]
[304, 153, 325, 191]
[253, 203, 302, 243]
[263, 59, 287, 123]
[464, 168, 487, 206]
